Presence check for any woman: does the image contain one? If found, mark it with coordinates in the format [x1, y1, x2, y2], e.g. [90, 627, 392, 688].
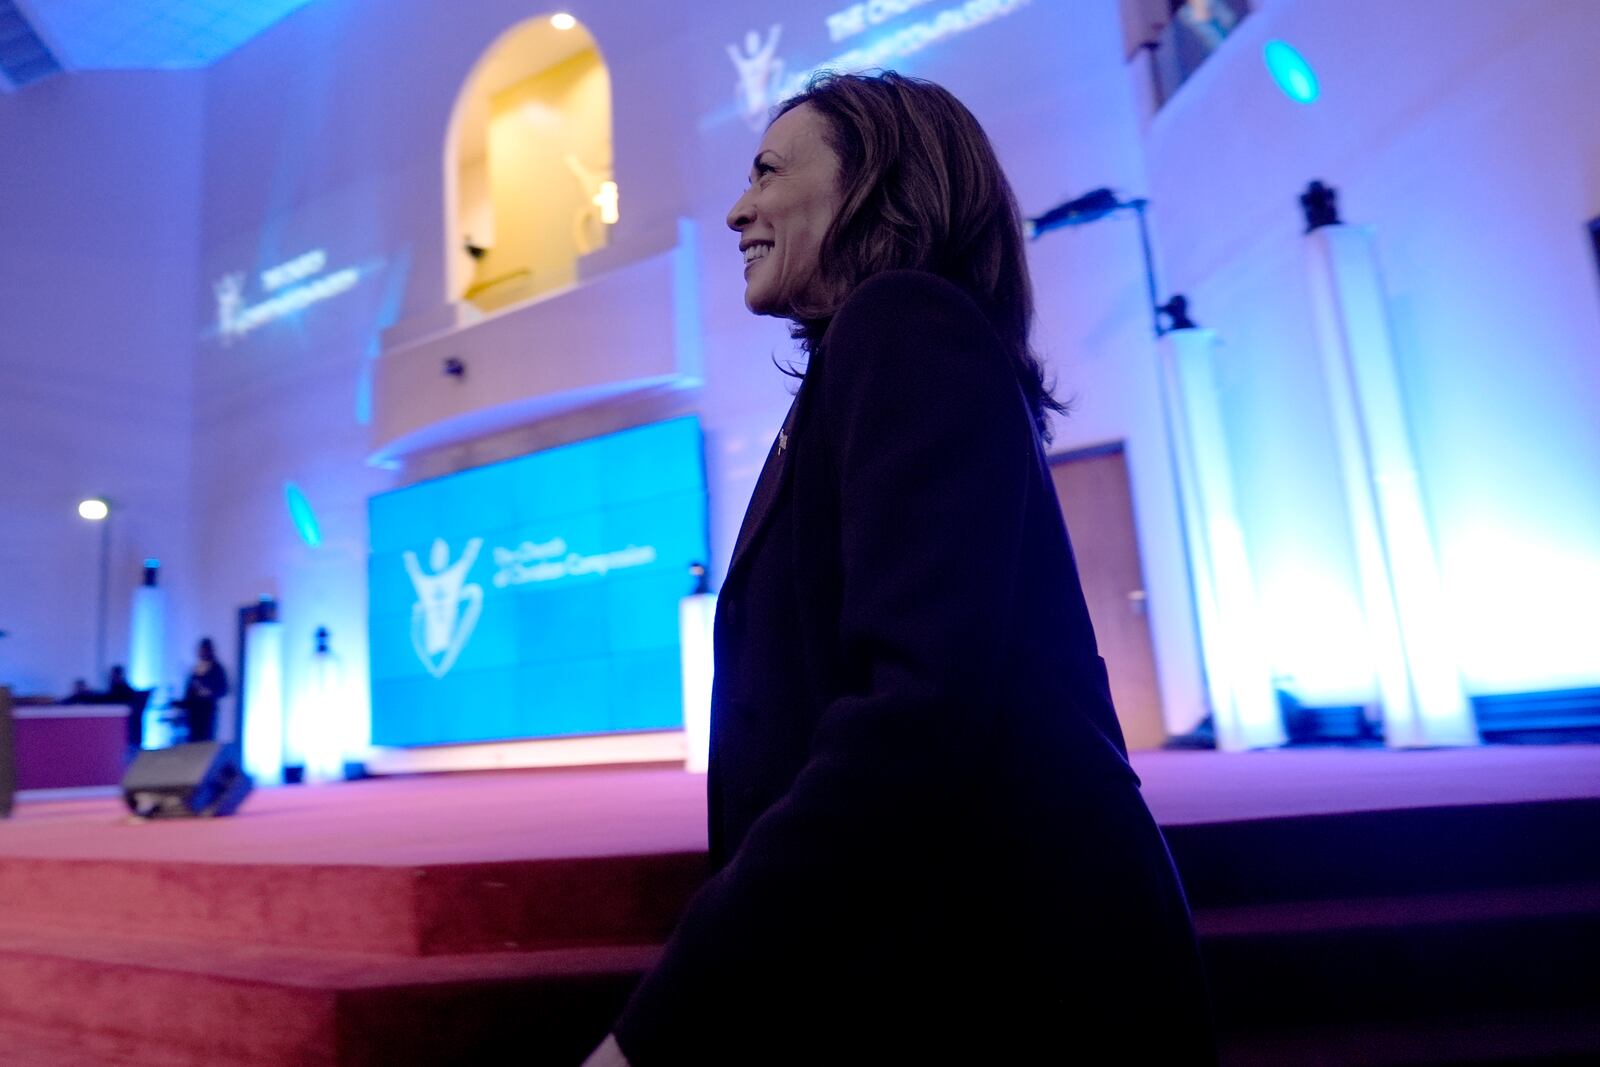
[179, 637, 229, 744]
[590, 72, 1214, 1065]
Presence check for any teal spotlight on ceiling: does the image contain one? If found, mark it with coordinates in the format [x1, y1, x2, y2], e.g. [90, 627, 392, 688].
[285, 482, 322, 547]
[1264, 40, 1319, 104]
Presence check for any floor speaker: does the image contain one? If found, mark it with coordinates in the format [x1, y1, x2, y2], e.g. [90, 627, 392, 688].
[122, 741, 253, 818]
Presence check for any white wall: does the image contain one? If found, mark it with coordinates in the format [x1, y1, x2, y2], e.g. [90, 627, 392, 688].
[1143, 0, 1600, 701]
[0, 72, 201, 699]
[9, 0, 1593, 746]
[186, 0, 1201, 742]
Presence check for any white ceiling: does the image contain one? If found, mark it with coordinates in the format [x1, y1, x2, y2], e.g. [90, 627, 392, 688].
[8, 0, 317, 83]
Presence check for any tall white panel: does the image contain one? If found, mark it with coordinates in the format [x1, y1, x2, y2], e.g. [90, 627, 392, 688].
[1304, 225, 1477, 747]
[241, 620, 286, 785]
[678, 592, 716, 773]
[1158, 327, 1286, 751]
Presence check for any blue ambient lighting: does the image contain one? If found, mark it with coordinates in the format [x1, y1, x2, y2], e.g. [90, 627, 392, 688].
[285, 482, 322, 547]
[1264, 40, 1319, 104]
[26, 0, 321, 70]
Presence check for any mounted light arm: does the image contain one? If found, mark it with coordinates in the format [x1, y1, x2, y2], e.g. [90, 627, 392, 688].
[1025, 188, 1187, 339]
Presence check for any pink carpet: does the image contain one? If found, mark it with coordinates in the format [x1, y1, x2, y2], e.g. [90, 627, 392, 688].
[0, 746, 1596, 1065]
[3, 745, 1598, 866]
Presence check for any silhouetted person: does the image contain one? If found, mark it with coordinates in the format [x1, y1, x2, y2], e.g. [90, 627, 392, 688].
[106, 664, 150, 752]
[179, 638, 228, 743]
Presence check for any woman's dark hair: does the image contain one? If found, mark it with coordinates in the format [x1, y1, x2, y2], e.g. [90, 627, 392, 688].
[773, 70, 1066, 437]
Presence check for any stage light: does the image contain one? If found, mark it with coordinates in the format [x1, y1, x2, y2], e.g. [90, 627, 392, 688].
[1264, 40, 1319, 104]
[78, 498, 109, 521]
[284, 482, 322, 548]
[551, 13, 576, 31]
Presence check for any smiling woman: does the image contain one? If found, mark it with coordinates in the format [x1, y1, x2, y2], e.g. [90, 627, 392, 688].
[587, 71, 1217, 1067]
[725, 105, 844, 318]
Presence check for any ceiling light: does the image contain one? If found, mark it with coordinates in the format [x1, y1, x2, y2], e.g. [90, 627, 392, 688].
[551, 13, 577, 31]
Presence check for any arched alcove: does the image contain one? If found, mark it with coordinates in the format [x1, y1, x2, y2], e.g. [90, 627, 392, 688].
[445, 15, 614, 313]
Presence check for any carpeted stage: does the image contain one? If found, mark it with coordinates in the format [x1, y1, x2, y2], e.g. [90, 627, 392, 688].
[0, 745, 1597, 1065]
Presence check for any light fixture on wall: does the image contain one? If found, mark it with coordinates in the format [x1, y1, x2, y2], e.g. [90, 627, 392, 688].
[551, 12, 577, 31]
[77, 497, 112, 683]
[1264, 40, 1319, 104]
[284, 483, 323, 548]
[1026, 188, 1178, 339]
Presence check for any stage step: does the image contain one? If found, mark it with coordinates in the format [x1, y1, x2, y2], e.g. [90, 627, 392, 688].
[0, 922, 656, 1066]
[0, 851, 705, 956]
[1202, 881, 1600, 1027]
[1221, 1006, 1600, 1067]
[2, 782, 1597, 1064]
[1167, 798, 1600, 908]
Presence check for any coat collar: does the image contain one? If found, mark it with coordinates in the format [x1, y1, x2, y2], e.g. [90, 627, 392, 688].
[725, 389, 802, 584]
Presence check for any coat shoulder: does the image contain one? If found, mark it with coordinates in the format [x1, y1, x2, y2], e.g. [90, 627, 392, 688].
[832, 270, 994, 340]
[825, 270, 1008, 387]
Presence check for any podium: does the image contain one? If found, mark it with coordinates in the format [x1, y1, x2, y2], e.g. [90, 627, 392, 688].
[0, 688, 14, 818]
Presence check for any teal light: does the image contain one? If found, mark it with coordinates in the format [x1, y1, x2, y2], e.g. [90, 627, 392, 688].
[285, 482, 322, 548]
[1264, 40, 1319, 104]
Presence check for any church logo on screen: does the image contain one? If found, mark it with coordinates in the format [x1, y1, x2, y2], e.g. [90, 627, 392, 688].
[404, 538, 484, 679]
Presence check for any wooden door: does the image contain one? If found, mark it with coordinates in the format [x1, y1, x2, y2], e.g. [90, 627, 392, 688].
[1049, 444, 1167, 750]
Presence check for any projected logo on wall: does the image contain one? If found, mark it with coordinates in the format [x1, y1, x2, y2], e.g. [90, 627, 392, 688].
[727, 0, 1031, 127]
[212, 248, 363, 345]
[369, 417, 708, 748]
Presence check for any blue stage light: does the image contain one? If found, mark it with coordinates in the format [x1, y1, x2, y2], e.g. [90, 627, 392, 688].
[1264, 40, 1319, 104]
[285, 482, 322, 547]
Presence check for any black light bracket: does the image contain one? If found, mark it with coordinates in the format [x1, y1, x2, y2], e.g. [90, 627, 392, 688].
[1026, 189, 1193, 338]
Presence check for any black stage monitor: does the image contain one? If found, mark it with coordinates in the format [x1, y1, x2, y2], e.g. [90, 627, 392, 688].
[122, 742, 253, 819]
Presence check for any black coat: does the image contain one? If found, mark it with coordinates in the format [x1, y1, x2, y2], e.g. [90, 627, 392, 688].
[615, 271, 1214, 1064]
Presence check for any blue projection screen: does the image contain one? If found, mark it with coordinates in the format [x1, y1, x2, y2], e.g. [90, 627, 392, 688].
[368, 417, 708, 747]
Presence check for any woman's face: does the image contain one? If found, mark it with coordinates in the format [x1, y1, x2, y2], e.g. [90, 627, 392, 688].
[725, 104, 845, 317]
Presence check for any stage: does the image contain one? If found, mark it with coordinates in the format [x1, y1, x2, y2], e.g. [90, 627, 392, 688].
[0, 745, 1597, 1065]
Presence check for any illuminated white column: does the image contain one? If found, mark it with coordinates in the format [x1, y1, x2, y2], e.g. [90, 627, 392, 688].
[127, 562, 166, 749]
[1304, 225, 1476, 747]
[241, 619, 286, 784]
[127, 571, 165, 691]
[678, 593, 716, 773]
[300, 629, 347, 784]
[1158, 327, 1286, 750]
